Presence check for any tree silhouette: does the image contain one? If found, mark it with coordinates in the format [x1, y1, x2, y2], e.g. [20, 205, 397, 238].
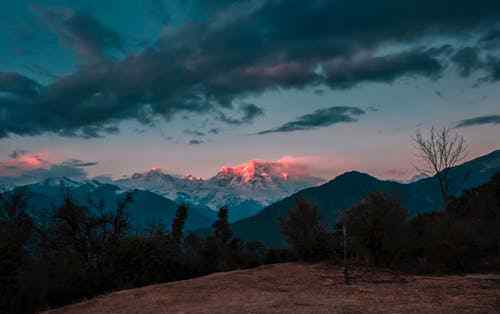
[342, 192, 408, 267]
[280, 199, 329, 261]
[413, 126, 468, 207]
[171, 204, 188, 244]
[213, 207, 233, 245]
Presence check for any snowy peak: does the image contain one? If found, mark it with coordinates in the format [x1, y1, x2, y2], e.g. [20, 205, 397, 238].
[114, 159, 325, 213]
[131, 169, 170, 180]
[184, 174, 202, 182]
[217, 160, 289, 183]
[40, 176, 82, 188]
[214, 159, 323, 187]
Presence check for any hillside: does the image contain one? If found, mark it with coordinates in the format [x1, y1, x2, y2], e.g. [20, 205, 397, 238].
[6, 178, 217, 232]
[231, 150, 500, 247]
[44, 263, 500, 314]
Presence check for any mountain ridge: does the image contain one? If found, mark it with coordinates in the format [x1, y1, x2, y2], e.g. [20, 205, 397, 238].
[114, 159, 325, 221]
[228, 149, 500, 247]
[5, 178, 218, 232]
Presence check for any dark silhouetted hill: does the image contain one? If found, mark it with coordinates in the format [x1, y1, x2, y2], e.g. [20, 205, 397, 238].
[230, 150, 500, 247]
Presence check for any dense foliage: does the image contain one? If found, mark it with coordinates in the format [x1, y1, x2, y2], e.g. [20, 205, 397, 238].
[281, 172, 500, 273]
[0, 194, 269, 314]
[279, 200, 332, 261]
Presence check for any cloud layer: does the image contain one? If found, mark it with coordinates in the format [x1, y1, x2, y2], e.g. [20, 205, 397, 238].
[218, 103, 265, 125]
[456, 114, 500, 128]
[1, 1, 500, 139]
[257, 106, 365, 134]
[31, 5, 124, 65]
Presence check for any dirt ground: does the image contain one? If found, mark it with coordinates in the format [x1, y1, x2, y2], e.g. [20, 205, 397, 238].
[44, 263, 500, 314]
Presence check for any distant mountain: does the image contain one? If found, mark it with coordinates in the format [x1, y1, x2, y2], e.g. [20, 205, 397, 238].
[0, 181, 11, 193]
[5, 178, 217, 232]
[398, 173, 428, 184]
[1, 178, 18, 191]
[0, 159, 324, 224]
[115, 160, 324, 222]
[230, 150, 500, 247]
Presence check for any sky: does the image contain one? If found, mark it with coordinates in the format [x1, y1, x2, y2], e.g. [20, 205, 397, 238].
[0, 0, 499, 182]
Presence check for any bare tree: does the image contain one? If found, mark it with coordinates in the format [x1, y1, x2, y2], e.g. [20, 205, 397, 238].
[413, 126, 468, 206]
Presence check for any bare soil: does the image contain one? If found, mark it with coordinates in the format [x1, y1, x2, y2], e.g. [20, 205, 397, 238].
[44, 263, 500, 314]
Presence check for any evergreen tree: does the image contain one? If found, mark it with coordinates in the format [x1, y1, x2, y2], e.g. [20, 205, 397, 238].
[171, 204, 189, 244]
[111, 192, 132, 240]
[280, 199, 330, 261]
[213, 207, 232, 245]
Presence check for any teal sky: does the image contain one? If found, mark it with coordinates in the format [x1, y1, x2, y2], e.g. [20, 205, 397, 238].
[0, 0, 499, 180]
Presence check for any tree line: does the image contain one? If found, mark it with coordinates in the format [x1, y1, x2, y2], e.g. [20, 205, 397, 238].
[2, 170, 498, 313]
[0, 191, 288, 314]
[281, 172, 500, 275]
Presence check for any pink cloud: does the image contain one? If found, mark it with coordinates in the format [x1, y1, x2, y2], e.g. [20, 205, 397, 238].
[277, 155, 361, 180]
[0, 151, 50, 177]
[219, 154, 360, 181]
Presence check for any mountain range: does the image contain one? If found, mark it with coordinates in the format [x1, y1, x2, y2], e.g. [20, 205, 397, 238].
[1, 150, 499, 244]
[0, 159, 324, 229]
[5, 177, 218, 232]
[229, 149, 500, 247]
[113, 160, 324, 221]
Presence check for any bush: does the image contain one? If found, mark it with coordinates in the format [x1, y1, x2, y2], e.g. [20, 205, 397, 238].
[280, 199, 332, 261]
[341, 192, 408, 267]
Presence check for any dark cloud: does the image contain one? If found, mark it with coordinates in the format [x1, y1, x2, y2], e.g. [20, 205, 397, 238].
[183, 129, 206, 137]
[450, 46, 500, 81]
[455, 114, 500, 128]
[0, 72, 41, 98]
[149, 0, 172, 25]
[324, 48, 446, 89]
[31, 5, 123, 64]
[451, 47, 483, 77]
[435, 91, 444, 98]
[32, 163, 88, 180]
[188, 139, 204, 145]
[208, 128, 220, 135]
[8, 150, 30, 159]
[23, 64, 59, 81]
[60, 159, 99, 168]
[480, 29, 500, 49]
[257, 106, 366, 135]
[2, 0, 500, 139]
[218, 103, 264, 125]
[482, 56, 500, 81]
[366, 106, 380, 112]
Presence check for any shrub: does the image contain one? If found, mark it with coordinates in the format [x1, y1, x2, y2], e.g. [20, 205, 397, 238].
[280, 199, 331, 261]
[342, 192, 408, 267]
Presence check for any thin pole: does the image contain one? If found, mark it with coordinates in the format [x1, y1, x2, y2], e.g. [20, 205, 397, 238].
[343, 224, 350, 285]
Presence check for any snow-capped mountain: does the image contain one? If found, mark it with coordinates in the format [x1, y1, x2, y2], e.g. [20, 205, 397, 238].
[0, 159, 324, 222]
[114, 170, 204, 201]
[207, 160, 324, 204]
[114, 160, 325, 218]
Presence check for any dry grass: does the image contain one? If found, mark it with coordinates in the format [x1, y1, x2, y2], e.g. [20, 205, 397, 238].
[44, 263, 500, 314]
